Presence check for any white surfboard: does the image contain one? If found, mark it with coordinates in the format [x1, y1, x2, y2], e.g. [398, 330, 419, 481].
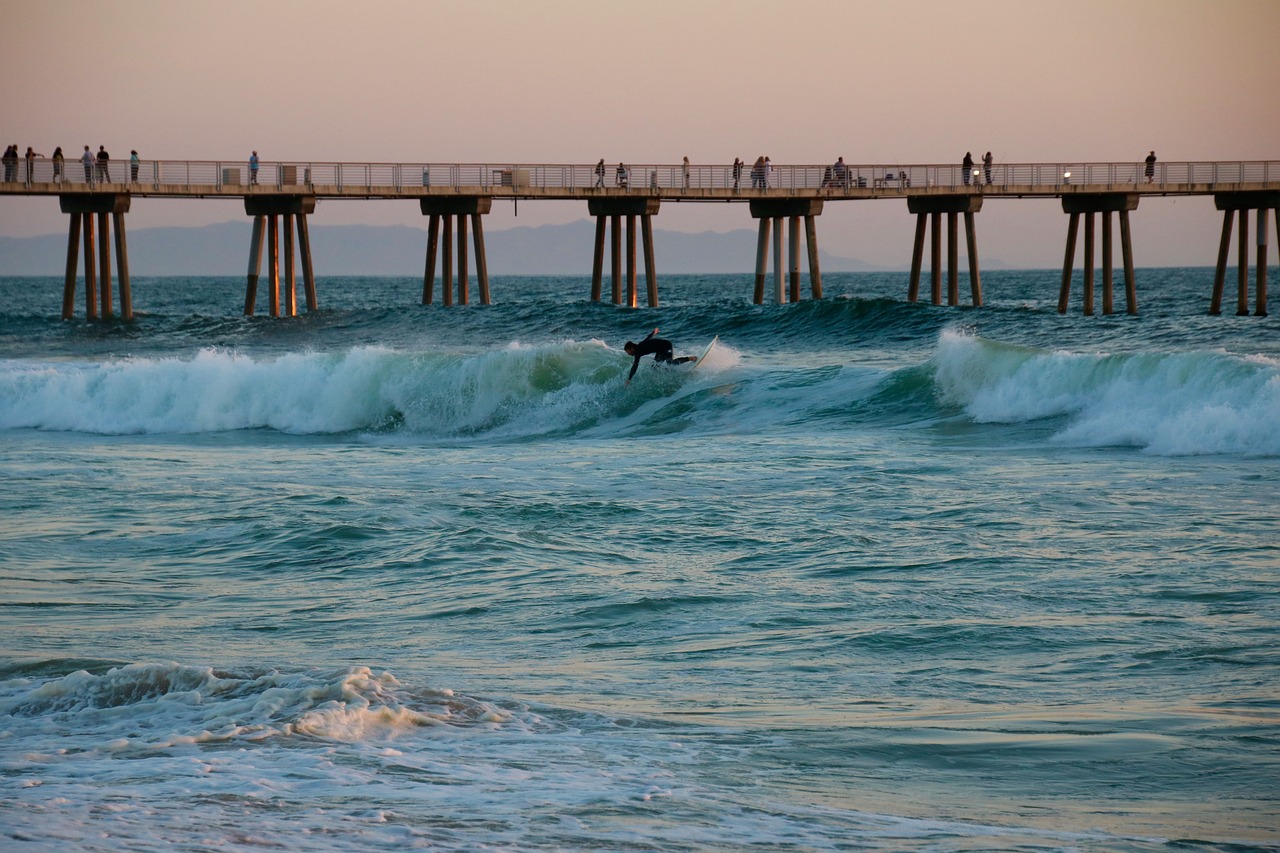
[694, 336, 718, 367]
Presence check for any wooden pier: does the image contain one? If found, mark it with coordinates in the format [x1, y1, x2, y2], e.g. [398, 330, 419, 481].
[3, 157, 1277, 318]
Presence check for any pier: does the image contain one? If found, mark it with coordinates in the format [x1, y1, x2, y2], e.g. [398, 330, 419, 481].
[3, 157, 1278, 319]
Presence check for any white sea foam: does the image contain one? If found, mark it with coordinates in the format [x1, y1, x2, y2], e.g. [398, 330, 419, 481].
[0, 661, 1157, 852]
[0, 340, 748, 441]
[934, 328, 1280, 456]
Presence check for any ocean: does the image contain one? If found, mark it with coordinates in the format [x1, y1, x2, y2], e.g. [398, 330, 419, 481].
[1, 267, 1277, 852]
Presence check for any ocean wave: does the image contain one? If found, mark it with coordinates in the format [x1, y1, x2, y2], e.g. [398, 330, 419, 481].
[0, 661, 510, 751]
[0, 342, 643, 438]
[933, 329, 1280, 456]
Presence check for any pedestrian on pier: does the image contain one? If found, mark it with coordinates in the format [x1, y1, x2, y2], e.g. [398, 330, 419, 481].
[983, 151, 993, 185]
[130, 150, 139, 182]
[962, 151, 974, 186]
[595, 159, 605, 187]
[97, 146, 111, 183]
[616, 162, 628, 189]
[764, 157, 772, 188]
[732, 157, 743, 192]
[250, 151, 259, 184]
[750, 156, 764, 189]
[832, 156, 848, 189]
[682, 156, 690, 189]
[52, 147, 64, 183]
[81, 146, 93, 184]
[2, 145, 16, 182]
[26, 147, 47, 183]
[1144, 150, 1156, 183]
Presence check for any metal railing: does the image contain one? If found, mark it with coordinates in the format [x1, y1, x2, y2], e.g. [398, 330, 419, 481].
[2, 156, 1276, 194]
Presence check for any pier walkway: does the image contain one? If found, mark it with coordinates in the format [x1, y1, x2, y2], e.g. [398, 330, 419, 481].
[2, 157, 1277, 319]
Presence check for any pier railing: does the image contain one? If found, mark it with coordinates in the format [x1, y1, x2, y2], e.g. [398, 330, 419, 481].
[3, 157, 1277, 195]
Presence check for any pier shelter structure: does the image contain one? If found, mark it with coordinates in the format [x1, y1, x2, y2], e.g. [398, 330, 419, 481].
[5, 156, 1277, 320]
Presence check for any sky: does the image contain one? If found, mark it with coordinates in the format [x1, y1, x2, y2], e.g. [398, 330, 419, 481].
[2, 0, 1278, 268]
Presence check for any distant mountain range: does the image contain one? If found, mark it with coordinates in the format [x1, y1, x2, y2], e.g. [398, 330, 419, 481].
[0, 220, 895, 276]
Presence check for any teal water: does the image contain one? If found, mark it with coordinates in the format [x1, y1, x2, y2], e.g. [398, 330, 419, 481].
[1, 270, 1278, 851]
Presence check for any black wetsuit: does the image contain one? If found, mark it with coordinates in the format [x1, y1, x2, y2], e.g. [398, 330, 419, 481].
[628, 332, 693, 380]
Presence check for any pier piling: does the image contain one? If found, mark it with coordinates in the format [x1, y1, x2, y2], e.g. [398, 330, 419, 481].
[749, 200, 824, 305]
[59, 194, 132, 320]
[421, 197, 492, 306]
[907, 196, 982, 307]
[1058, 194, 1139, 315]
[588, 199, 660, 307]
[1210, 192, 1279, 317]
[244, 196, 317, 317]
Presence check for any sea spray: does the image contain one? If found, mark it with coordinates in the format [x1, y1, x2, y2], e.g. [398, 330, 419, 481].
[932, 329, 1280, 455]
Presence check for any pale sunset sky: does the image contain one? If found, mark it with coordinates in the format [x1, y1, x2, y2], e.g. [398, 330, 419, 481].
[2, 0, 1277, 268]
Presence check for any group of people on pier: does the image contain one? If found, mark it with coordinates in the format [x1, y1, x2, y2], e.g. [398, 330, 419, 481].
[3, 144, 141, 185]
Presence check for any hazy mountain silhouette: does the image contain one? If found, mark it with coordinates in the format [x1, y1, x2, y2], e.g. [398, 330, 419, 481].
[0, 220, 893, 276]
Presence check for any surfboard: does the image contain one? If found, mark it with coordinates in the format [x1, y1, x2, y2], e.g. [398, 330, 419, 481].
[694, 336, 719, 367]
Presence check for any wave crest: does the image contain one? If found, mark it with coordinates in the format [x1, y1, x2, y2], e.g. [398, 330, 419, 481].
[933, 329, 1280, 455]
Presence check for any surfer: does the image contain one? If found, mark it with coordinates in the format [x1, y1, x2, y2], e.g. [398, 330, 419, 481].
[624, 328, 695, 384]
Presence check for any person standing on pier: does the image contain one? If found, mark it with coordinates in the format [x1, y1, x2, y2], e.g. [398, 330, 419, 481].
[616, 162, 628, 189]
[81, 146, 93, 184]
[97, 146, 111, 183]
[250, 151, 259, 184]
[983, 151, 993, 185]
[595, 159, 605, 187]
[2, 145, 16, 182]
[682, 156, 690, 189]
[732, 158, 743, 191]
[764, 157, 772, 188]
[130, 150, 139, 182]
[24, 147, 41, 184]
[962, 151, 974, 186]
[52, 147, 64, 184]
[1145, 150, 1156, 183]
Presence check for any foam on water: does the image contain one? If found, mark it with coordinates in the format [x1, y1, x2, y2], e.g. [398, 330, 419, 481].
[933, 328, 1280, 455]
[0, 661, 1182, 852]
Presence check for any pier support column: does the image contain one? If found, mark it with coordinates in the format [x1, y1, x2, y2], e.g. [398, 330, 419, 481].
[805, 215, 824, 299]
[59, 194, 131, 321]
[97, 211, 112, 318]
[268, 214, 280, 317]
[1059, 194, 1139, 315]
[244, 196, 317, 317]
[246, 215, 264, 315]
[442, 215, 454, 307]
[749, 199, 825, 305]
[906, 195, 983, 307]
[626, 214, 638, 309]
[420, 197, 494, 307]
[588, 198, 661, 307]
[1210, 192, 1279, 317]
[773, 216, 784, 304]
[283, 213, 297, 317]
[423, 215, 440, 304]
[297, 211, 317, 312]
[788, 216, 801, 303]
